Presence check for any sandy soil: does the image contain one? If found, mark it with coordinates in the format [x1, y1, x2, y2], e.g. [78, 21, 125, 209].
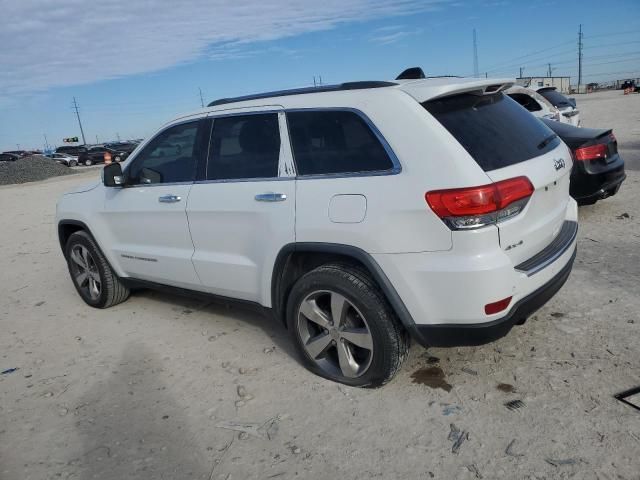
[1, 90, 639, 480]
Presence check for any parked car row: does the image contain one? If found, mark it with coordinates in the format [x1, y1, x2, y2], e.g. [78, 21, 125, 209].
[0, 150, 42, 161]
[503, 83, 624, 205]
[54, 141, 140, 166]
[507, 85, 580, 126]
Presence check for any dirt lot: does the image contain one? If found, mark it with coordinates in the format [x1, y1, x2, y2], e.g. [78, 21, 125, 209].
[1, 90, 639, 480]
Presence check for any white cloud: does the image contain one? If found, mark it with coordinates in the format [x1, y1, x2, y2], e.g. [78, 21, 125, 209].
[1, 0, 454, 97]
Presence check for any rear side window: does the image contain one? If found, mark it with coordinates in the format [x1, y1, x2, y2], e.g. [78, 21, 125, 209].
[287, 110, 394, 176]
[207, 114, 280, 180]
[423, 93, 561, 171]
[538, 88, 571, 108]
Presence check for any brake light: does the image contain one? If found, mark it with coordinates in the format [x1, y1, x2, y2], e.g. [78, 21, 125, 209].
[426, 177, 534, 230]
[485, 296, 512, 315]
[574, 143, 607, 161]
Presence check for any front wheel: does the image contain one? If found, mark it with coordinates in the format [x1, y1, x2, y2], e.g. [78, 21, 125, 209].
[84, 159, 93, 166]
[286, 264, 409, 387]
[69, 160, 77, 167]
[64, 231, 130, 308]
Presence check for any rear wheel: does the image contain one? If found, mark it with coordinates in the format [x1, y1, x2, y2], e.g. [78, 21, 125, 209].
[69, 160, 77, 167]
[286, 264, 408, 387]
[64, 231, 129, 308]
[85, 159, 93, 166]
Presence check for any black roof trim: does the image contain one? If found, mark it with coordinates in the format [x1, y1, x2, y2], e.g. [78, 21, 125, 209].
[396, 67, 426, 80]
[207, 81, 397, 107]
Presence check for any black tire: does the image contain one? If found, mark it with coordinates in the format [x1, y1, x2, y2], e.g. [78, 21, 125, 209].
[64, 231, 130, 308]
[69, 160, 77, 167]
[85, 159, 93, 166]
[286, 263, 409, 388]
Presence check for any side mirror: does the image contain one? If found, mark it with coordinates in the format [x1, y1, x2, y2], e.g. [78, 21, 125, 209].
[103, 162, 124, 187]
[568, 97, 577, 108]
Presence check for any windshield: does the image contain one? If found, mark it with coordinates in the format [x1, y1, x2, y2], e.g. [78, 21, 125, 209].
[538, 88, 572, 108]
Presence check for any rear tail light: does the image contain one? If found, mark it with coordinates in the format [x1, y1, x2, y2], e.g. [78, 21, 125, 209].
[425, 176, 534, 230]
[485, 296, 512, 315]
[574, 143, 607, 161]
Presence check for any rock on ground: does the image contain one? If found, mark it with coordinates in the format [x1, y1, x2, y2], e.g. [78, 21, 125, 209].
[0, 155, 76, 185]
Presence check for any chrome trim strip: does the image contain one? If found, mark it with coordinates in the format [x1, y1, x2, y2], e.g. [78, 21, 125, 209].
[124, 181, 194, 188]
[194, 177, 294, 185]
[515, 220, 578, 277]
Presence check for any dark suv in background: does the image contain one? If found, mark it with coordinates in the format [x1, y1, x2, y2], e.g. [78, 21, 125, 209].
[56, 145, 88, 156]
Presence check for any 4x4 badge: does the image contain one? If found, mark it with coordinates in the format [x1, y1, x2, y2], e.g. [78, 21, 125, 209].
[553, 158, 566, 171]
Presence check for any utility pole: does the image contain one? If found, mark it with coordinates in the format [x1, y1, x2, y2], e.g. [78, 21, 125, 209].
[96, 135, 99, 144]
[198, 87, 205, 108]
[72, 97, 87, 145]
[313, 76, 317, 87]
[519, 67, 524, 79]
[116, 132, 121, 141]
[473, 29, 479, 78]
[43, 134, 49, 151]
[578, 24, 583, 89]
[547, 63, 553, 77]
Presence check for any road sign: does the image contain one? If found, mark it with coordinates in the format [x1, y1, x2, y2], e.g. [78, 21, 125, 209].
[63, 137, 79, 143]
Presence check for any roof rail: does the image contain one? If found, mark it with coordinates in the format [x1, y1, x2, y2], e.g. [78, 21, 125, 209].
[207, 81, 397, 107]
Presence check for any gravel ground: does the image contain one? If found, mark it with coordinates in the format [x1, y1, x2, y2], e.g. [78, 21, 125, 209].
[0, 90, 639, 480]
[0, 156, 76, 185]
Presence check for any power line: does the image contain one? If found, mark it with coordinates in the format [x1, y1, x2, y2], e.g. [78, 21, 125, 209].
[483, 39, 574, 73]
[584, 29, 640, 39]
[72, 97, 87, 145]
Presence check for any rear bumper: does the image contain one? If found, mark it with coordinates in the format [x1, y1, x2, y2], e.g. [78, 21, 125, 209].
[372, 199, 578, 348]
[414, 248, 576, 347]
[570, 154, 625, 203]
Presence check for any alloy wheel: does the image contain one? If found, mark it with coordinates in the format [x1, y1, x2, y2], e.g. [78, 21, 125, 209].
[69, 245, 101, 300]
[297, 290, 374, 379]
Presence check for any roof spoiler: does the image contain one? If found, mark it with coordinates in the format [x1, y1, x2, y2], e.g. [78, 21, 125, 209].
[396, 67, 426, 80]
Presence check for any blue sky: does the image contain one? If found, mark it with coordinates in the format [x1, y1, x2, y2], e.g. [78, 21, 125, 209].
[1, 0, 639, 151]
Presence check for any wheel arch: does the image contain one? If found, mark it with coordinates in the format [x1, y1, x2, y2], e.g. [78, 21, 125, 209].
[58, 219, 92, 252]
[271, 243, 425, 345]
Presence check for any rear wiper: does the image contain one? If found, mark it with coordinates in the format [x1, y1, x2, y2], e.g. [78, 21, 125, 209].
[537, 133, 558, 150]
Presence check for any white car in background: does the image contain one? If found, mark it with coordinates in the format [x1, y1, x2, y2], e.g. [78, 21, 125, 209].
[49, 153, 79, 167]
[506, 86, 560, 122]
[507, 86, 580, 127]
[535, 87, 580, 127]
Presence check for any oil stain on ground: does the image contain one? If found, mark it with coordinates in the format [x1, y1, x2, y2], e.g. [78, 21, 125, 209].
[496, 383, 516, 393]
[411, 367, 452, 392]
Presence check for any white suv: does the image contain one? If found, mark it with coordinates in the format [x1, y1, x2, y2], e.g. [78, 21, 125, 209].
[56, 77, 578, 387]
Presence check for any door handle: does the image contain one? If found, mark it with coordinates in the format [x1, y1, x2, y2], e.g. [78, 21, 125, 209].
[158, 194, 181, 203]
[255, 193, 287, 202]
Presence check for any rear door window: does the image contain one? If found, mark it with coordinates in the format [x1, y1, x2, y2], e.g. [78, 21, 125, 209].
[286, 110, 394, 176]
[423, 93, 561, 172]
[207, 113, 281, 180]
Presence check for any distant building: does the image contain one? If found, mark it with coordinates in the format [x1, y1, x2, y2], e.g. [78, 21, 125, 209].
[516, 76, 571, 94]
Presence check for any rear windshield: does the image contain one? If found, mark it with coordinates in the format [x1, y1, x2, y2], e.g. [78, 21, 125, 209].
[537, 88, 571, 108]
[423, 92, 561, 171]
